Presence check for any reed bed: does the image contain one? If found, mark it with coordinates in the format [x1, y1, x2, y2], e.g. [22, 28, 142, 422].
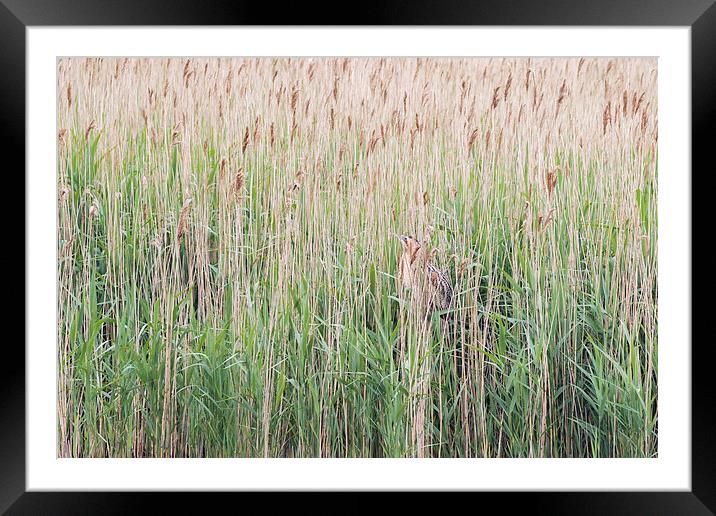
[57, 57, 657, 457]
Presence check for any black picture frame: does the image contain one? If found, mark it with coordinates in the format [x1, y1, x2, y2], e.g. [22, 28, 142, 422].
[5, 0, 710, 513]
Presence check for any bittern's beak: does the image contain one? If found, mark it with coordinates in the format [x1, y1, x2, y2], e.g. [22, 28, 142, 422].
[393, 233, 408, 249]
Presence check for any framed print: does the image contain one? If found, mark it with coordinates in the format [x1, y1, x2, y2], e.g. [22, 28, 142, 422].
[5, 0, 711, 512]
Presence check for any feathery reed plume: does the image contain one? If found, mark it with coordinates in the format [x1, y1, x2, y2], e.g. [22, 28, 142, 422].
[85, 120, 96, 140]
[504, 72, 512, 100]
[538, 208, 555, 231]
[623, 90, 629, 117]
[367, 134, 382, 156]
[182, 59, 193, 87]
[545, 169, 557, 198]
[290, 84, 300, 113]
[467, 128, 479, 150]
[176, 198, 192, 242]
[242, 126, 250, 154]
[219, 157, 227, 180]
[603, 101, 612, 135]
[491, 86, 501, 109]
[634, 92, 645, 114]
[556, 79, 567, 115]
[233, 167, 245, 193]
[253, 116, 261, 143]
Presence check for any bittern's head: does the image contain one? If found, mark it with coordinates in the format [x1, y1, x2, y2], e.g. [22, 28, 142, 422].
[396, 234, 422, 262]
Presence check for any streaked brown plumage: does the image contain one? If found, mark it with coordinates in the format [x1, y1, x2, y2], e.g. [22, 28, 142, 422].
[396, 235, 453, 313]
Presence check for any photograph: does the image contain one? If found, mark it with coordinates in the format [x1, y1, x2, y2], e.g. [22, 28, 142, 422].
[56, 56, 658, 459]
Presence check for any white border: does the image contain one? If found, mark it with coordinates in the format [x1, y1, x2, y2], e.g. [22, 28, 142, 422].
[27, 27, 691, 490]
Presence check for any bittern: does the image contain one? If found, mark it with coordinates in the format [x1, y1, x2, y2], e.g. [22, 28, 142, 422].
[395, 234, 453, 314]
[395, 234, 462, 379]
